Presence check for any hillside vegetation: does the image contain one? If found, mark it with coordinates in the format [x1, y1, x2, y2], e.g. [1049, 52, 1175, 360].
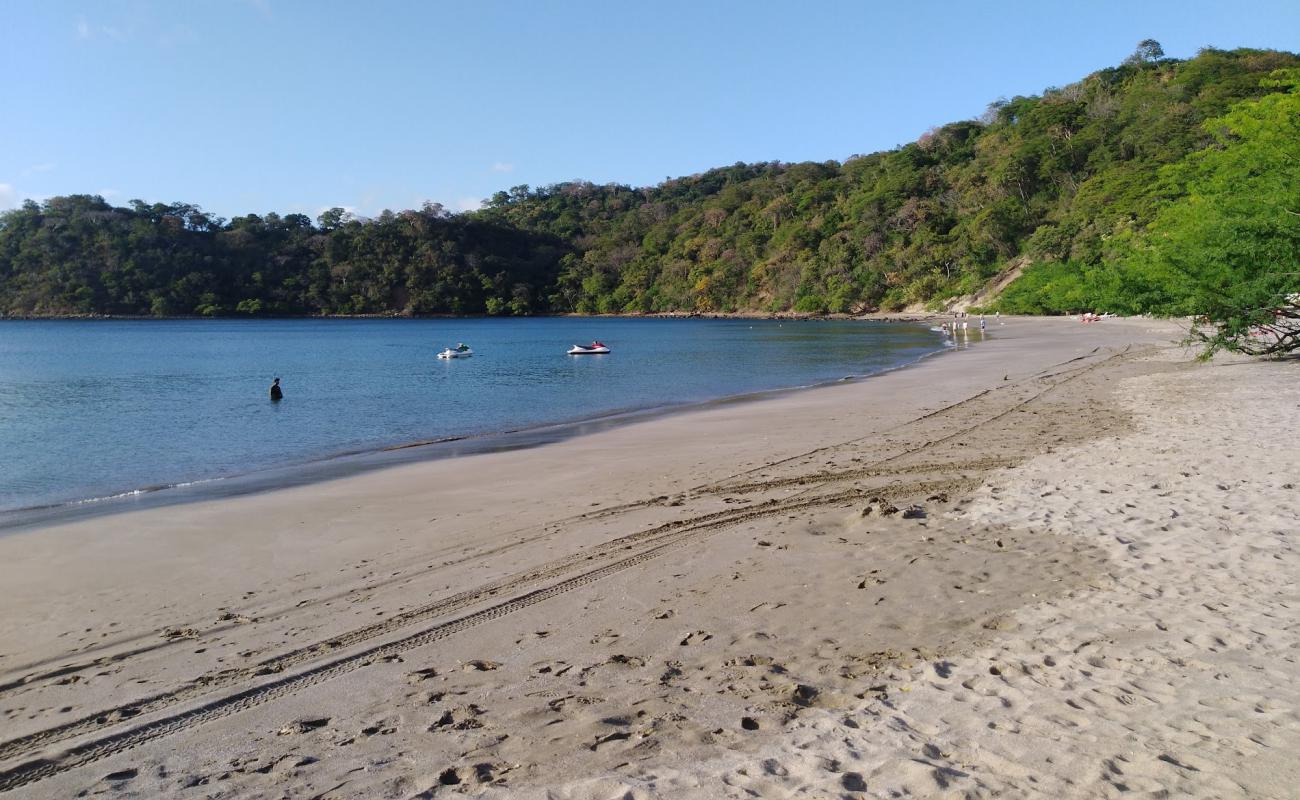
[1, 46, 1296, 320]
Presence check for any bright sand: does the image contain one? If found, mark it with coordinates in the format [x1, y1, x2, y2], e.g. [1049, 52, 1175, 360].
[0, 317, 1295, 798]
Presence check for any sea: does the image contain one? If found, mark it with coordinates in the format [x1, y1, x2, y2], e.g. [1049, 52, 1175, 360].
[0, 317, 947, 527]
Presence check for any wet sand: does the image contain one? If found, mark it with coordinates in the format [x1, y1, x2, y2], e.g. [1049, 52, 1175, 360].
[1, 317, 1294, 798]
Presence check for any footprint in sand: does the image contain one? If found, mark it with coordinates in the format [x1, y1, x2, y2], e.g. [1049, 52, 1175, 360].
[102, 768, 138, 786]
[277, 717, 330, 736]
[679, 630, 713, 646]
[533, 661, 573, 676]
[405, 667, 439, 684]
[438, 767, 462, 786]
[857, 570, 886, 589]
[590, 730, 632, 750]
[590, 629, 621, 645]
[724, 654, 776, 668]
[431, 705, 485, 731]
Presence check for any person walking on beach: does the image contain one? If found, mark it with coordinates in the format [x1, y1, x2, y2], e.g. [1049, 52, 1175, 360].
[270, 377, 283, 401]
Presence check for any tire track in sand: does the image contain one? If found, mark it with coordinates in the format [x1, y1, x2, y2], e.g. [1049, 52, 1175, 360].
[0, 345, 1141, 791]
[0, 346, 1121, 697]
[0, 471, 986, 792]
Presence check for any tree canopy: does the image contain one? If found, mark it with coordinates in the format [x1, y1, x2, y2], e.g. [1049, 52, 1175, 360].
[1131, 69, 1300, 356]
[0, 197, 566, 316]
[2, 46, 1297, 322]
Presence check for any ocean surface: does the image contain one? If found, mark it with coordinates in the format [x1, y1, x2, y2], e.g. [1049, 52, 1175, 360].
[0, 317, 946, 523]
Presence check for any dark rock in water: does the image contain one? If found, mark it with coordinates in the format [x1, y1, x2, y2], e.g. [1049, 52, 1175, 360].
[901, 505, 926, 519]
[741, 716, 760, 731]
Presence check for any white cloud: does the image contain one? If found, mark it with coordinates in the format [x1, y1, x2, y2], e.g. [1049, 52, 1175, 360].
[454, 197, 484, 212]
[98, 189, 122, 199]
[74, 15, 129, 42]
[0, 185, 41, 210]
[490, 162, 514, 173]
[22, 162, 56, 176]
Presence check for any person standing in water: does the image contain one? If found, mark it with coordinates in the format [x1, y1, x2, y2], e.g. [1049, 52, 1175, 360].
[270, 377, 283, 401]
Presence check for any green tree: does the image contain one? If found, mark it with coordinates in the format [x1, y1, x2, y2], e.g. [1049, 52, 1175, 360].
[1129, 39, 1166, 64]
[3, 48, 1299, 320]
[1126, 69, 1300, 356]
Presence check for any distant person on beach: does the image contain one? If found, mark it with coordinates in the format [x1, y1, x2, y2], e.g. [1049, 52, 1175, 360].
[270, 377, 283, 401]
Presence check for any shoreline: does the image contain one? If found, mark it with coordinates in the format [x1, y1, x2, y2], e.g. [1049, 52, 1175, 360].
[5, 315, 1260, 799]
[0, 325, 953, 533]
[0, 310, 1011, 323]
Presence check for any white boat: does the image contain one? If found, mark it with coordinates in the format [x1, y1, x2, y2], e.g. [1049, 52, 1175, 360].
[567, 341, 610, 355]
[437, 343, 473, 359]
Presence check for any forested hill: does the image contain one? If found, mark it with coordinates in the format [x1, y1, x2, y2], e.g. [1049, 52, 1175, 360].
[2, 46, 1297, 318]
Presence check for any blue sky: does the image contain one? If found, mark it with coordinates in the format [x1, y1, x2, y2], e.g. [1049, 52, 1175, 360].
[3, 0, 1298, 220]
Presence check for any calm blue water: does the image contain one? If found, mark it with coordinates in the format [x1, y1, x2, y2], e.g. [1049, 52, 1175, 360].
[0, 318, 943, 517]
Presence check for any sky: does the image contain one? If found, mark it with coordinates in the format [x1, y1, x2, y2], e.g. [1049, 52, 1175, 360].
[2, 0, 1298, 220]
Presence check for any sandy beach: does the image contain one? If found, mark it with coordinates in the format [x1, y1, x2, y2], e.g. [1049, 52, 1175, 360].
[1, 317, 1295, 799]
